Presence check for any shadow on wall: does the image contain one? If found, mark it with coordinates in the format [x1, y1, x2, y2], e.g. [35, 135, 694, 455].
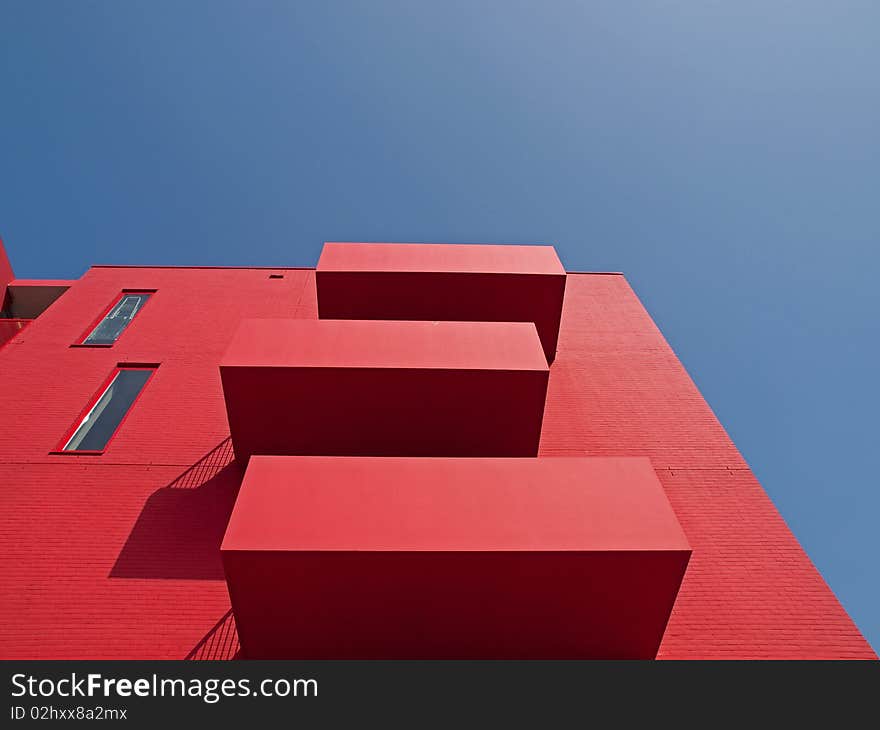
[186, 609, 241, 660]
[110, 438, 244, 580]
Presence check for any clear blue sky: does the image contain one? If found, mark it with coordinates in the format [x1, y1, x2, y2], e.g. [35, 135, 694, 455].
[1, 2, 877, 650]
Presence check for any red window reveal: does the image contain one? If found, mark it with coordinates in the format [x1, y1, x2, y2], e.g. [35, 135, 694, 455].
[78, 291, 154, 346]
[56, 366, 156, 453]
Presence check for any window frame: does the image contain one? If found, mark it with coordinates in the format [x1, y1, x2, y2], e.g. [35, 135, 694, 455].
[74, 289, 156, 347]
[52, 364, 158, 455]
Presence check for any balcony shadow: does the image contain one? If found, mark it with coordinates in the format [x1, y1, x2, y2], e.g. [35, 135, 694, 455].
[110, 438, 244, 580]
[185, 609, 241, 660]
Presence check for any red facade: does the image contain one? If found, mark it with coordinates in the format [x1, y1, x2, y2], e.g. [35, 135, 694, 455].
[0, 239, 874, 659]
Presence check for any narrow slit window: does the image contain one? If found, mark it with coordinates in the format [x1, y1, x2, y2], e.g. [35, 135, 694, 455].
[82, 292, 152, 345]
[60, 367, 155, 452]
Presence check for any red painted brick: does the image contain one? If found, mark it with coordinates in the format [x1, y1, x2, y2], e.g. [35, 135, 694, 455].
[0, 267, 313, 658]
[542, 274, 874, 659]
[0, 266, 873, 659]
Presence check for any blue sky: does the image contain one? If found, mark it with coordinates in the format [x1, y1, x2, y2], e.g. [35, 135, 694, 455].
[1, 2, 877, 650]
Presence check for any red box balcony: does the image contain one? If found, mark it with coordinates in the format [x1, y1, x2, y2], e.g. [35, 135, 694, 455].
[222, 455, 691, 659]
[316, 243, 567, 362]
[219, 318, 549, 461]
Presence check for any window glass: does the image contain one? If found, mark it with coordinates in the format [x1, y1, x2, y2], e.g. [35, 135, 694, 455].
[63, 368, 154, 452]
[83, 293, 151, 345]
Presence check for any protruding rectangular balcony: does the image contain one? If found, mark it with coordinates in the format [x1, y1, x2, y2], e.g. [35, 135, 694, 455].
[219, 318, 549, 461]
[222, 455, 691, 659]
[316, 243, 566, 362]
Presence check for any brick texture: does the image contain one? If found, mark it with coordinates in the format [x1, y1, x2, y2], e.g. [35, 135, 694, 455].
[0, 267, 310, 659]
[0, 267, 873, 658]
[541, 274, 874, 659]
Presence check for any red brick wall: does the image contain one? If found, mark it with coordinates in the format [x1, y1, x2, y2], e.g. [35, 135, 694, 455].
[542, 274, 874, 659]
[0, 266, 310, 659]
[0, 266, 873, 658]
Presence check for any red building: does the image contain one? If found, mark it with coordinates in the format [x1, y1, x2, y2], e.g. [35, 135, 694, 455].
[0, 237, 873, 659]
